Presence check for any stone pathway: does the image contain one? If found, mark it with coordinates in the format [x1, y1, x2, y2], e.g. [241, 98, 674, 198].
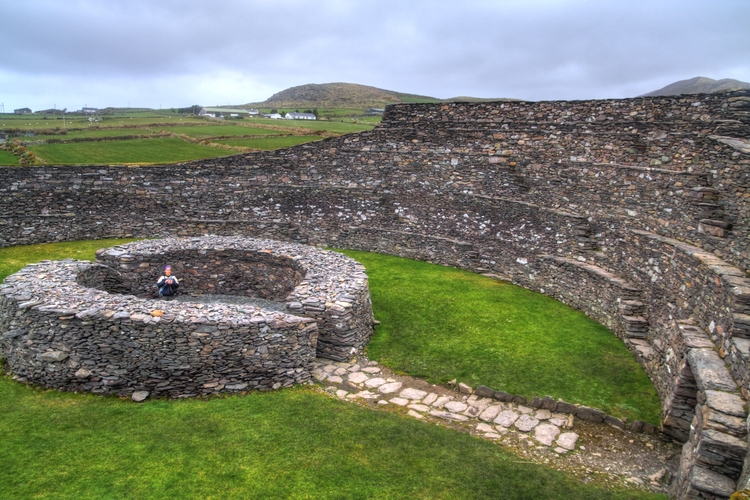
[311, 356, 681, 495]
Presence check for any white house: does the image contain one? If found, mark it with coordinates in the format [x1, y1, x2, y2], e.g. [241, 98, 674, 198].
[263, 113, 282, 119]
[285, 112, 316, 120]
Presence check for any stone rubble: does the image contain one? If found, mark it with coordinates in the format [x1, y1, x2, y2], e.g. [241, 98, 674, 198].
[312, 355, 681, 496]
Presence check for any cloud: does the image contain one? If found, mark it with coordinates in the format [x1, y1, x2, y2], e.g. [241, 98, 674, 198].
[1, 0, 748, 109]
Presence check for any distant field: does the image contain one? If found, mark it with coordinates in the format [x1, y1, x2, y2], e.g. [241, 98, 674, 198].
[29, 137, 230, 164]
[1, 110, 376, 165]
[166, 125, 288, 137]
[0, 149, 19, 165]
[215, 136, 324, 149]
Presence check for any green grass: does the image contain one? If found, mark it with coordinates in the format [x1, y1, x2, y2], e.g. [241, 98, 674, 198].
[0, 238, 138, 282]
[29, 137, 231, 164]
[0, 149, 19, 165]
[165, 125, 287, 137]
[31, 128, 159, 140]
[0, 382, 664, 500]
[338, 250, 662, 424]
[214, 135, 324, 149]
[0, 240, 666, 498]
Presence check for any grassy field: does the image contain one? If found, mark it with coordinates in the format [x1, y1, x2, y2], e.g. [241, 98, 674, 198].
[0, 239, 667, 499]
[1, 110, 376, 165]
[29, 137, 235, 164]
[0, 381, 664, 500]
[0, 149, 19, 165]
[338, 250, 662, 424]
[215, 135, 324, 149]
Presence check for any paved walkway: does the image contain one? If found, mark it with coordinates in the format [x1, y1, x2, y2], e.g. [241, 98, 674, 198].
[311, 356, 681, 495]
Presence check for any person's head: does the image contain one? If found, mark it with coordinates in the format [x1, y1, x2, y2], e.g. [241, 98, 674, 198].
[164, 265, 172, 276]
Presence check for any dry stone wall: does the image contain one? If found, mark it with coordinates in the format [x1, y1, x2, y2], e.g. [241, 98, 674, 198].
[1, 90, 749, 498]
[0, 237, 374, 398]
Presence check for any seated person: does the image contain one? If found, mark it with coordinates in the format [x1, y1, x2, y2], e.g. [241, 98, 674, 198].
[157, 265, 180, 297]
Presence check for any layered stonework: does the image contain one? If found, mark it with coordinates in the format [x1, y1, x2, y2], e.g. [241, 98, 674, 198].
[1, 90, 749, 498]
[0, 237, 374, 398]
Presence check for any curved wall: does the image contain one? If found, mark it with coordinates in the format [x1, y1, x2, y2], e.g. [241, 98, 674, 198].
[1, 90, 749, 498]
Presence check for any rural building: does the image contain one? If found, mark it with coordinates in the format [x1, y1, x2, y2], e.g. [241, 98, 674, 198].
[285, 112, 316, 120]
[82, 107, 98, 114]
[263, 113, 282, 119]
[14, 108, 32, 114]
[199, 107, 252, 118]
[366, 108, 385, 115]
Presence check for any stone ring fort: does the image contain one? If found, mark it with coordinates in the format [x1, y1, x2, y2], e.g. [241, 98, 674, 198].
[0, 237, 374, 397]
[1, 91, 750, 497]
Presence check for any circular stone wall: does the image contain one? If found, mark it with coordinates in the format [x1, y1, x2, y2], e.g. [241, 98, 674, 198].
[0, 237, 374, 398]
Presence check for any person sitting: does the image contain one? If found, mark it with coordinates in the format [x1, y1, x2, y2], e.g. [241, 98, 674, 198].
[157, 265, 180, 297]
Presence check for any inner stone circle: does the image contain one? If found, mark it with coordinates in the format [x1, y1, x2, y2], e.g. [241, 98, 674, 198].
[0, 236, 374, 398]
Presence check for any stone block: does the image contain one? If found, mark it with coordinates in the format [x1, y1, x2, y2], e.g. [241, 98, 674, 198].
[689, 466, 736, 498]
[493, 390, 514, 402]
[576, 406, 606, 422]
[474, 385, 495, 398]
[687, 348, 738, 393]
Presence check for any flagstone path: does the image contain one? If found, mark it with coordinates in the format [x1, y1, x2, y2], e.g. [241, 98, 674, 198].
[311, 356, 681, 495]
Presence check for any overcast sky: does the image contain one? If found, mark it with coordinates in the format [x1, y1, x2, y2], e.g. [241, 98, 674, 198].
[1, 0, 748, 111]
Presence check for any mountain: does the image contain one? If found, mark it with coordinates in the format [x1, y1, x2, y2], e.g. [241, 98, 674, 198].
[642, 77, 750, 97]
[246, 83, 441, 109]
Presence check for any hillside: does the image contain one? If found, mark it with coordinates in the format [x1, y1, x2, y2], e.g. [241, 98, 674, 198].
[642, 76, 750, 96]
[245, 83, 441, 109]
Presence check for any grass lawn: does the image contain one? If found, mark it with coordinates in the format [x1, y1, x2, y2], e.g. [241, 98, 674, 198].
[0, 149, 19, 165]
[0, 240, 667, 498]
[29, 137, 232, 164]
[165, 124, 287, 137]
[0, 382, 665, 500]
[338, 250, 662, 424]
[214, 135, 324, 149]
[31, 128, 159, 140]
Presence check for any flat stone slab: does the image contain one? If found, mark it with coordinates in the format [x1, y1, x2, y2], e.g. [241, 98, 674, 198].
[336, 390, 348, 398]
[686, 348, 738, 392]
[556, 432, 579, 451]
[407, 410, 424, 419]
[361, 367, 381, 374]
[327, 375, 343, 384]
[515, 415, 540, 432]
[433, 396, 451, 408]
[494, 410, 520, 428]
[476, 423, 495, 433]
[389, 397, 409, 406]
[704, 390, 747, 417]
[348, 372, 369, 384]
[377, 382, 402, 394]
[399, 388, 427, 400]
[444, 401, 468, 413]
[364, 377, 386, 388]
[534, 423, 560, 446]
[408, 404, 430, 412]
[479, 404, 504, 422]
[429, 410, 469, 422]
[422, 393, 438, 405]
[535, 409, 551, 420]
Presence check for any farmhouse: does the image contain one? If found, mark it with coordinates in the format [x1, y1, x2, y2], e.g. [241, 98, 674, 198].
[82, 107, 98, 114]
[285, 112, 316, 120]
[13, 107, 32, 114]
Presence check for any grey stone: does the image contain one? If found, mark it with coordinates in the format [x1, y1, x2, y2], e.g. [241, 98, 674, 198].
[422, 393, 438, 405]
[686, 348, 739, 393]
[225, 383, 248, 390]
[347, 372, 369, 384]
[494, 410, 520, 428]
[407, 410, 424, 419]
[576, 406, 606, 422]
[389, 397, 409, 406]
[479, 404, 504, 422]
[399, 388, 427, 400]
[514, 415, 540, 432]
[474, 385, 495, 398]
[408, 404, 430, 412]
[39, 351, 69, 362]
[364, 377, 386, 388]
[556, 432, 579, 451]
[534, 423, 560, 446]
[432, 396, 451, 408]
[493, 390, 514, 402]
[131, 391, 149, 402]
[327, 375, 343, 384]
[704, 390, 747, 417]
[535, 409, 551, 420]
[556, 401, 578, 414]
[429, 410, 469, 422]
[377, 382, 402, 394]
[604, 415, 626, 429]
[444, 401, 468, 413]
[689, 466, 737, 498]
[476, 423, 495, 433]
[458, 382, 473, 394]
